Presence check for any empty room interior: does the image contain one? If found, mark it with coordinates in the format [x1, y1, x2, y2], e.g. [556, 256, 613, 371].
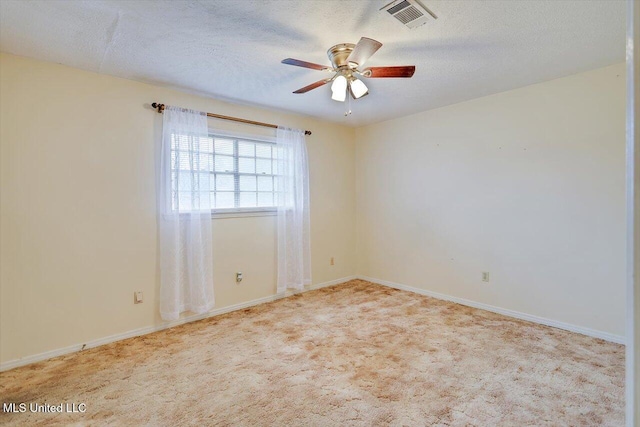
[0, 0, 638, 426]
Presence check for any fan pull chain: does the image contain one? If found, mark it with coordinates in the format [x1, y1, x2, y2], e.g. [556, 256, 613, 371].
[344, 90, 352, 116]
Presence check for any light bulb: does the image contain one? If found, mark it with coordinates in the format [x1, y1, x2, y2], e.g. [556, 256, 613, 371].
[331, 75, 347, 102]
[350, 78, 368, 99]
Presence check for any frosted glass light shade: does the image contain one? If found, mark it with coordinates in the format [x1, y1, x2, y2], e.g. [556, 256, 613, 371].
[331, 89, 346, 102]
[331, 75, 347, 102]
[350, 78, 368, 99]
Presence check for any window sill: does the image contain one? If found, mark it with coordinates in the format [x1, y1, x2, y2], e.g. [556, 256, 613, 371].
[211, 209, 277, 219]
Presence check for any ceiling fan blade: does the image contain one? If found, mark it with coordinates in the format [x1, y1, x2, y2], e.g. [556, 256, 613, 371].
[282, 58, 331, 71]
[293, 78, 332, 94]
[361, 66, 416, 78]
[346, 37, 382, 67]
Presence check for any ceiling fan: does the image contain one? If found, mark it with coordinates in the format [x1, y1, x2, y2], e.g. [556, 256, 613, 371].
[281, 37, 415, 102]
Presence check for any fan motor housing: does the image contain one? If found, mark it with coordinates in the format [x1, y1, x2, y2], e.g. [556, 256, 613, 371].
[327, 43, 356, 69]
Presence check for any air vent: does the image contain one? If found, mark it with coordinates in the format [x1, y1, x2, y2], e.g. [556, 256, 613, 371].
[381, 0, 437, 29]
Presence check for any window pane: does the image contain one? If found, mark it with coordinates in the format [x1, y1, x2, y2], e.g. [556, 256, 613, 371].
[255, 143, 271, 159]
[274, 191, 283, 206]
[214, 155, 234, 173]
[177, 192, 193, 211]
[239, 192, 257, 208]
[214, 139, 234, 155]
[257, 192, 274, 207]
[179, 153, 194, 171]
[257, 176, 273, 192]
[216, 192, 235, 209]
[216, 174, 234, 191]
[176, 171, 192, 191]
[176, 172, 212, 192]
[256, 158, 271, 175]
[200, 137, 214, 153]
[197, 172, 211, 191]
[238, 141, 254, 157]
[171, 171, 178, 192]
[239, 157, 255, 173]
[175, 151, 193, 171]
[175, 135, 191, 151]
[274, 176, 282, 192]
[196, 153, 213, 171]
[240, 176, 256, 191]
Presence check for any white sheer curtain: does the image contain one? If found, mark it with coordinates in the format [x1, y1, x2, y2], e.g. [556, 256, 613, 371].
[276, 126, 311, 293]
[157, 106, 214, 320]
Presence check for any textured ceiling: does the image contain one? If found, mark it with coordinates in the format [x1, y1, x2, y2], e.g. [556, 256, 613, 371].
[0, 0, 626, 126]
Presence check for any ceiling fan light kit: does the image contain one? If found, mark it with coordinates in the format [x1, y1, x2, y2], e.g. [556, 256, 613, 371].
[282, 37, 416, 109]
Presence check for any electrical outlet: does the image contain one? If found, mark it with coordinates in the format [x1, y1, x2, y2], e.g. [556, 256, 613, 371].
[134, 291, 143, 304]
[236, 272, 243, 283]
[482, 272, 490, 282]
[330, 257, 335, 266]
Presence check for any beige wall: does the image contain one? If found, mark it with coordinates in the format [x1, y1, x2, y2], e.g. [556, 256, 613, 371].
[0, 52, 626, 365]
[0, 53, 356, 364]
[355, 63, 626, 337]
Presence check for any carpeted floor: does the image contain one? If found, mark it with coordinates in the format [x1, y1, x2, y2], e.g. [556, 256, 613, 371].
[0, 280, 625, 426]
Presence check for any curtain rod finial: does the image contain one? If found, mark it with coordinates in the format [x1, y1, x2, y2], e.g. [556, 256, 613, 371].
[151, 103, 165, 113]
[305, 130, 312, 136]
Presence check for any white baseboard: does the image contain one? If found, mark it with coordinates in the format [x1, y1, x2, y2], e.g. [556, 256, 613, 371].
[358, 275, 626, 345]
[0, 275, 357, 372]
[282, 275, 357, 296]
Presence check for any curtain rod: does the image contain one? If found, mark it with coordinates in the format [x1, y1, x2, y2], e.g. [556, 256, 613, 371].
[151, 103, 312, 136]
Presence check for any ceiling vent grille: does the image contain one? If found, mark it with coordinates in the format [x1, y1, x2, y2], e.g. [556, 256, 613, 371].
[381, 0, 437, 29]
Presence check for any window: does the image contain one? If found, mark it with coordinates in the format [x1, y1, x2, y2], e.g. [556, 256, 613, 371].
[170, 132, 280, 215]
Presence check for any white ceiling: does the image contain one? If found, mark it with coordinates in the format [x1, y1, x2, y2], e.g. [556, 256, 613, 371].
[0, 0, 626, 126]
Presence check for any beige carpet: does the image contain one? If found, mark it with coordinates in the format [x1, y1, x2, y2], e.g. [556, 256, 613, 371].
[0, 280, 625, 426]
